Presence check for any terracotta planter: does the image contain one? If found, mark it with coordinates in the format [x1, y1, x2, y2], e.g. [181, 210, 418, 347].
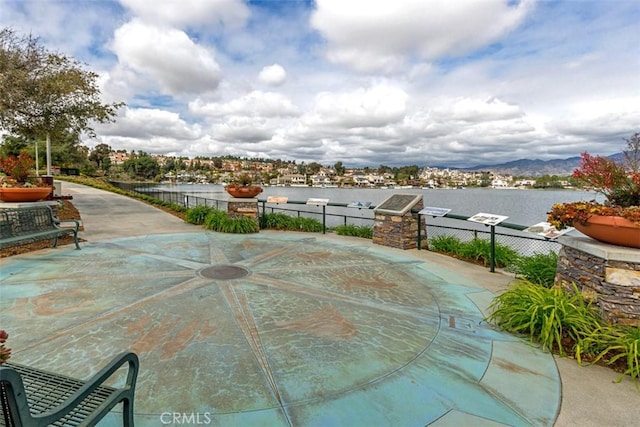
[0, 187, 52, 202]
[574, 215, 640, 249]
[225, 185, 263, 198]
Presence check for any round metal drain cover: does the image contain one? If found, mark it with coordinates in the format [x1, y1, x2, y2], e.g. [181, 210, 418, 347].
[199, 265, 250, 280]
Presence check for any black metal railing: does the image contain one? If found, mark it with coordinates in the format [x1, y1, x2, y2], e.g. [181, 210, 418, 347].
[111, 182, 561, 271]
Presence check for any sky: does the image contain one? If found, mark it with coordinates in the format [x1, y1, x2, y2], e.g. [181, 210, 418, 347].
[1, 0, 639, 168]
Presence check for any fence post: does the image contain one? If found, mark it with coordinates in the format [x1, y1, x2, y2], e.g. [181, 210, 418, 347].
[490, 225, 496, 273]
[322, 205, 326, 234]
[260, 201, 266, 229]
[417, 214, 422, 250]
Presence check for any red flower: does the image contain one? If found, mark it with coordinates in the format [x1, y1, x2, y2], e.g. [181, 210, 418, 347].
[0, 330, 10, 365]
[571, 133, 640, 208]
[0, 151, 35, 184]
[548, 202, 640, 229]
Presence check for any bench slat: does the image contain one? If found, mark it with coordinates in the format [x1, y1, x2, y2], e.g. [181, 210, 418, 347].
[8, 364, 115, 426]
[0, 206, 80, 250]
[0, 352, 138, 427]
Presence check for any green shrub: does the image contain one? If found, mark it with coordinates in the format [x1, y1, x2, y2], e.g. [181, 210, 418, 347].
[168, 203, 187, 213]
[459, 237, 489, 261]
[332, 224, 373, 239]
[487, 282, 601, 355]
[262, 213, 294, 230]
[509, 251, 558, 288]
[492, 244, 520, 268]
[203, 209, 228, 230]
[428, 236, 518, 267]
[576, 325, 640, 386]
[294, 217, 324, 232]
[203, 210, 258, 233]
[458, 238, 519, 268]
[186, 205, 215, 225]
[262, 213, 323, 232]
[220, 216, 260, 233]
[428, 235, 463, 254]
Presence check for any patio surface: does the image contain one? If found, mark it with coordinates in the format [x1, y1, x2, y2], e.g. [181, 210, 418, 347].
[1, 231, 559, 426]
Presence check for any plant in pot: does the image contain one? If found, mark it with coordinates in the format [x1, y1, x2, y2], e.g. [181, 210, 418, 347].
[225, 173, 263, 198]
[0, 152, 52, 202]
[0, 330, 10, 365]
[547, 132, 640, 248]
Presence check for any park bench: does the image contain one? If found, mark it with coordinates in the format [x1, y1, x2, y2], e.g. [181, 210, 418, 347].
[0, 352, 139, 426]
[0, 206, 80, 251]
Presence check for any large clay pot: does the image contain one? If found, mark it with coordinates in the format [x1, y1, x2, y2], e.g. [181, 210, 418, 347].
[225, 185, 263, 198]
[574, 215, 640, 249]
[0, 187, 52, 202]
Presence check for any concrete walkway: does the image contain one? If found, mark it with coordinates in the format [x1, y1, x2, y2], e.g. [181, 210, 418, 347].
[1, 182, 638, 426]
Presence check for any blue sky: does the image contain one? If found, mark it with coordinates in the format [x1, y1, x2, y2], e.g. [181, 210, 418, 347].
[1, 0, 638, 168]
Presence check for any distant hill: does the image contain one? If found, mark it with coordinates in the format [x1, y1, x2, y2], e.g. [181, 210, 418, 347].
[447, 153, 623, 177]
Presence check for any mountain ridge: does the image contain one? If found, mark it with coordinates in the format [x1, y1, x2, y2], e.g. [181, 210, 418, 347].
[435, 153, 623, 177]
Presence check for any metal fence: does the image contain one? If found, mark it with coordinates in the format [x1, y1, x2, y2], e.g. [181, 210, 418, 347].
[111, 182, 561, 267]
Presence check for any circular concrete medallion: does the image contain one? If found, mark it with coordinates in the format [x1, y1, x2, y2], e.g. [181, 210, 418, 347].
[198, 264, 250, 280]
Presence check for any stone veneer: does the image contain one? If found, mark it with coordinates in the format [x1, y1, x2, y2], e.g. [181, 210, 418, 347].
[372, 198, 426, 250]
[555, 236, 640, 326]
[227, 198, 259, 226]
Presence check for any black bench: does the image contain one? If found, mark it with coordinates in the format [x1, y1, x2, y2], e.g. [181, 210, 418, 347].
[0, 206, 80, 250]
[0, 352, 139, 426]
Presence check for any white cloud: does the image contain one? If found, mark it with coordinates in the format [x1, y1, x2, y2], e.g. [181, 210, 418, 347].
[306, 84, 408, 128]
[431, 97, 524, 123]
[187, 91, 300, 147]
[258, 64, 287, 86]
[98, 107, 201, 140]
[311, 0, 532, 72]
[110, 20, 222, 95]
[190, 91, 299, 118]
[213, 117, 274, 143]
[91, 107, 204, 155]
[119, 0, 249, 30]
[550, 98, 640, 150]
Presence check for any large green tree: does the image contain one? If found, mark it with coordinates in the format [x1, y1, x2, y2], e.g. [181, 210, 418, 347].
[88, 143, 112, 171]
[0, 28, 123, 174]
[307, 162, 322, 174]
[123, 151, 159, 180]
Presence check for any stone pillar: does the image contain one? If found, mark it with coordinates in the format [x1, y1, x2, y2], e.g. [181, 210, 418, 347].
[555, 236, 640, 326]
[227, 198, 259, 227]
[372, 195, 425, 250]
[40, 175, 54, 200]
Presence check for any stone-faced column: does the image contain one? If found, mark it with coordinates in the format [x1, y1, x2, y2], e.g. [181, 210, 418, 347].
[555, 236, 640, 326]
[372, 194, 425, 250]
[227, 198, 259, 228]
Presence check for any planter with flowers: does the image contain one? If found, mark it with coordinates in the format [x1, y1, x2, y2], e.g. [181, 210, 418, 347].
[0, 152, 52, 202]
[0, 330, 10, 365]
[225, 173, 263, 198]
[547, 133, 640, 249]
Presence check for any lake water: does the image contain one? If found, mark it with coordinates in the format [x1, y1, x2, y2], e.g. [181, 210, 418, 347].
[153, 184, 601, 228]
